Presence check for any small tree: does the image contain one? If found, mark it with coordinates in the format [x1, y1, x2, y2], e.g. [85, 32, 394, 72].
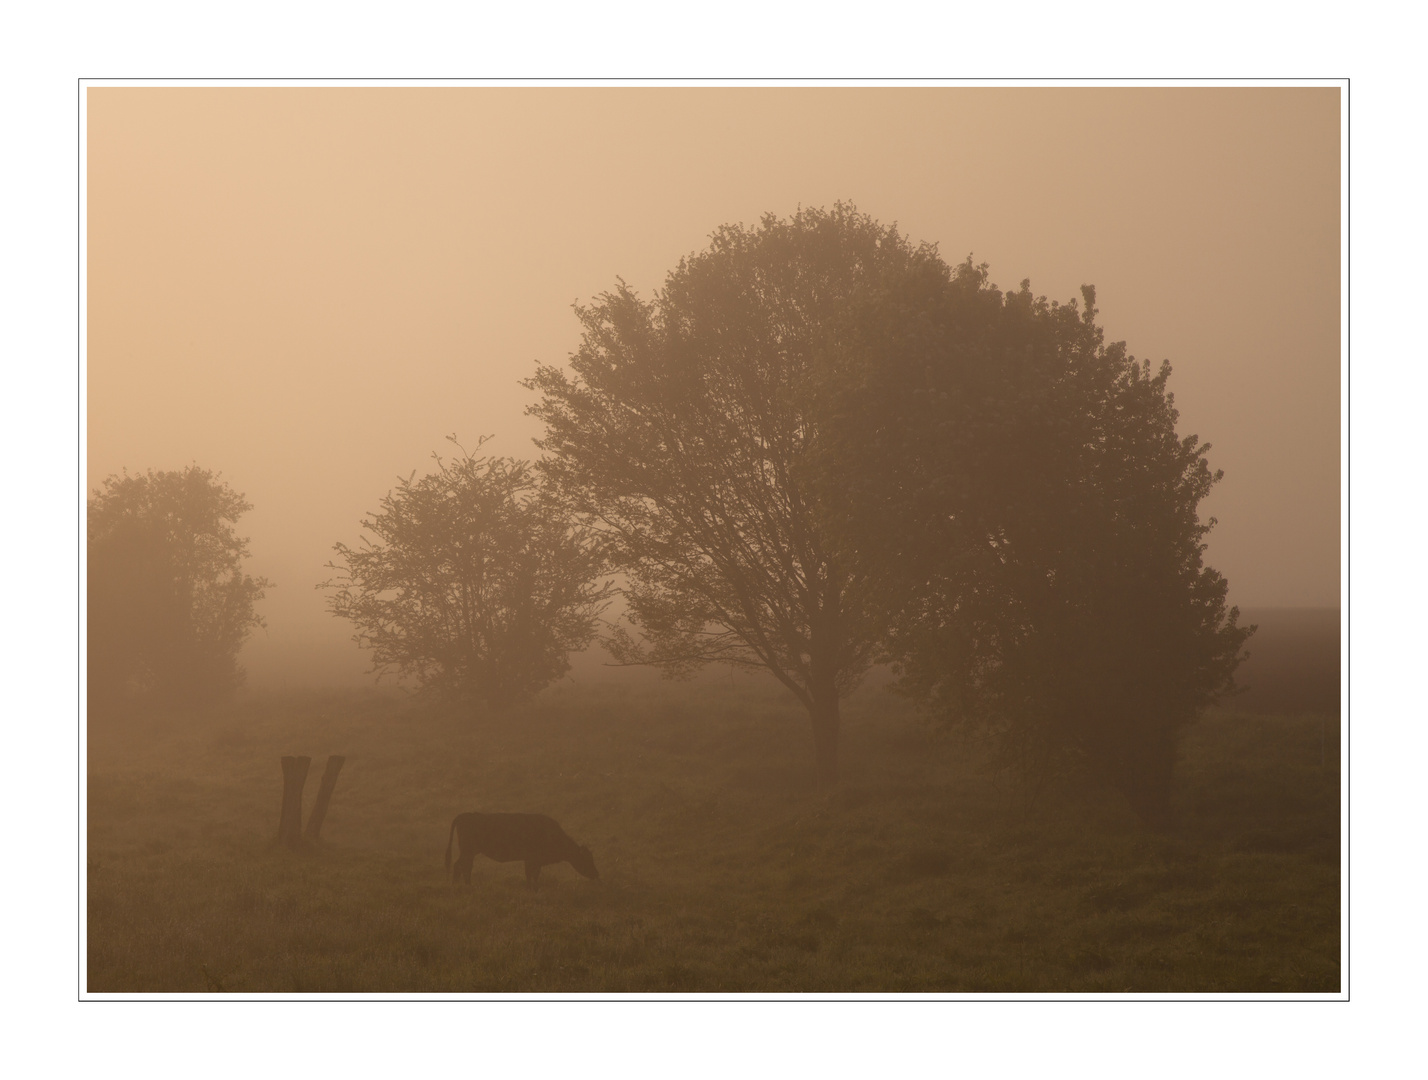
[321, 437, 612, 710]
[87, 466, 270, 709]
[823, 262, 1253, 823]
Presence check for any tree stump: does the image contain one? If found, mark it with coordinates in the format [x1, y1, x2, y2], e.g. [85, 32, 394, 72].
[304, 755, 346, 842]
[277, 756, 312, 849]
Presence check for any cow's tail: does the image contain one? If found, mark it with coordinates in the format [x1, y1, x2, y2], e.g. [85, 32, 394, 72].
[445, 816, 459, 875]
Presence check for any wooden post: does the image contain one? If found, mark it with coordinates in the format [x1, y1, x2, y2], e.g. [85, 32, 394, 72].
[277, 756, 312, 849]
[304, 755, 346, 842]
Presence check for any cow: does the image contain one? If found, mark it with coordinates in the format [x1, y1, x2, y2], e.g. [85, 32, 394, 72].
[444, 811, 599, 888]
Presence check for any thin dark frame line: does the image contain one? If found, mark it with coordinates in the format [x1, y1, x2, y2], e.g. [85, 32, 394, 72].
[84, 996, 1349, 1001]
[1343, 76, 1351, 1002]
[77, 75, 83, 1004]
[77, 77, 1349, 83]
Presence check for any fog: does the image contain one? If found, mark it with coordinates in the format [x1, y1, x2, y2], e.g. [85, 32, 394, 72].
[85, 87, 1341, 690]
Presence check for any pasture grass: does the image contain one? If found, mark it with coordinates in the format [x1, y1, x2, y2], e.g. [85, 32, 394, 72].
[85, 676, 1340, 994]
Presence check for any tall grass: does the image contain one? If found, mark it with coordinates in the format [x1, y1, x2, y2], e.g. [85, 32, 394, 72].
[85, 677, 1340, 993]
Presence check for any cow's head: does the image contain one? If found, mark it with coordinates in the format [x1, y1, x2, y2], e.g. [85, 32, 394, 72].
[570, 844, 599, 879]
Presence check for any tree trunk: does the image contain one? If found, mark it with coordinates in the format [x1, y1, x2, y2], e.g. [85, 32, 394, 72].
[304, 755, 346, 842]
[810, 685, 840, 784]
[807, 617, 843, 783]
[277, 756, 311, 849]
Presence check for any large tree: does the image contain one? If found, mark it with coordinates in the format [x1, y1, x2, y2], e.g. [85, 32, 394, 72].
[87, 466, 270, 710]
[822, 260, 1253, 822]
[527, 205, 938, 780]
[322, 438, 612, 710]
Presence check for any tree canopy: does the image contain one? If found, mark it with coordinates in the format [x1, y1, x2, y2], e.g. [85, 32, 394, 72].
[87, 466, 270, 710]
[822, 260, 1252, 821]
[321, 438, 612, 710]
[526, 205, 940, 780]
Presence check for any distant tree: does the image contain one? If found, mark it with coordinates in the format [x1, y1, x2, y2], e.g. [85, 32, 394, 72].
[87, 466, 270, 710]
[526, 205, 943, 781]
[321, 437, 612, 710]
[822, 260, 1253, 823]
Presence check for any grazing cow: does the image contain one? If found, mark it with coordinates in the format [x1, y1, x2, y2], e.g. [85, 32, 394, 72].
[445, 812, 599, 887]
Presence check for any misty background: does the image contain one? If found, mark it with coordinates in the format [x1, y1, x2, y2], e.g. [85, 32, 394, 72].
[85, 87, 1341, 690]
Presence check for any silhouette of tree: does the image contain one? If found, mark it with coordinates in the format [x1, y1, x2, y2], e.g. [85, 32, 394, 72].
[87, 466, 270, 710]
[322, 437, 612, 710]
[526, 205, 940, 780]
[822, 260, 1253, 823]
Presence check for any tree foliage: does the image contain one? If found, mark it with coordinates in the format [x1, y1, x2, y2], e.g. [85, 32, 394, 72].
[822, 259, 1253, 821]
[526, 205, 938, 780]
[87, 466, 270, 709]
[321, 438, 612, 710]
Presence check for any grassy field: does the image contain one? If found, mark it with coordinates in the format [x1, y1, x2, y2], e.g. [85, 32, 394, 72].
[85, 675, 1340, 994]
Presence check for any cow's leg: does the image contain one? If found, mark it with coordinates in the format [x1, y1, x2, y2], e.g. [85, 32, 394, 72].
[525, 861, 541, 889]
[455, 850, 474, 885]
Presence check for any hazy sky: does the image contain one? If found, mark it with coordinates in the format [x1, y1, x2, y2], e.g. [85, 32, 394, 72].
[85, 87, 1341, 687]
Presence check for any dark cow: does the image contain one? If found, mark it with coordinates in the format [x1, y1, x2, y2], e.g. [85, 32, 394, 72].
[445, 812, 599, 887]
